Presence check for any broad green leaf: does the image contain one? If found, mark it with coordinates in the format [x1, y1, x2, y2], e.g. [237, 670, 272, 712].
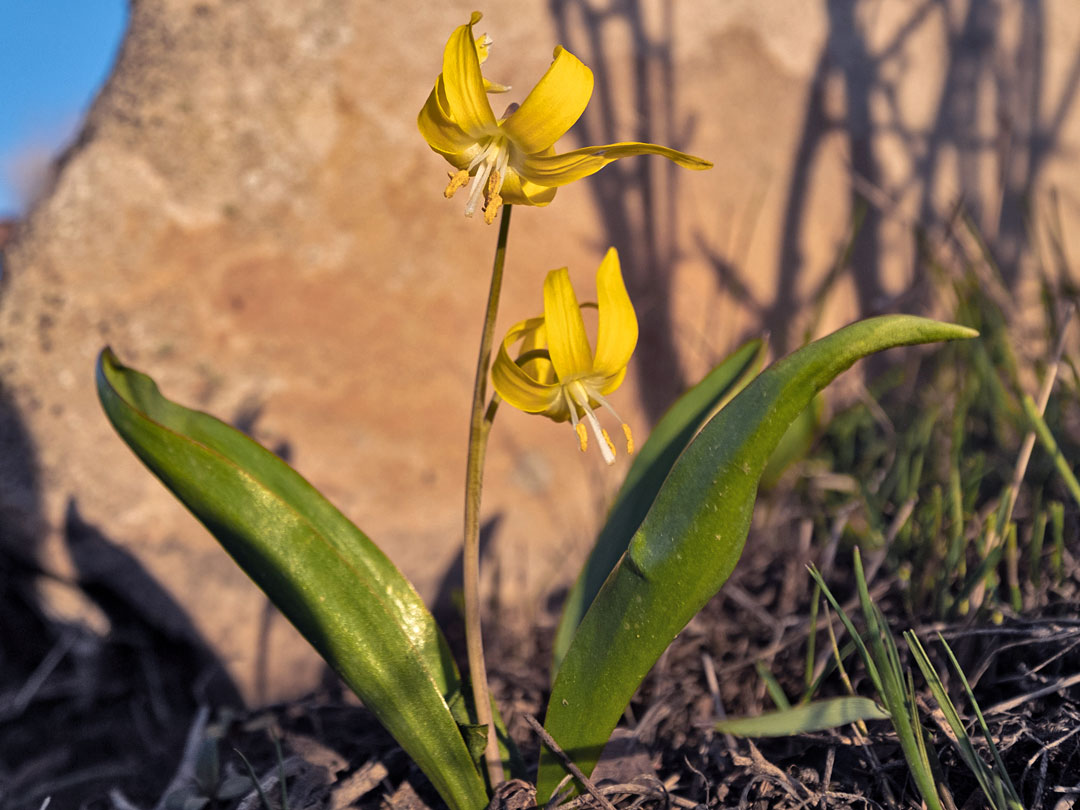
[760, 394, 823, 489]
[96, 349, 488, 810]
[715, 697, 890, 737]
[538, 316, 977, 799]
[553, 338, 766, 671]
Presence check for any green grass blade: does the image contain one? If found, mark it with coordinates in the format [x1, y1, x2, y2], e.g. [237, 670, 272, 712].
[936, 634, 1023, 806]
[852, 551, 943, 810]
[1028, 507, 1048, 588]
[96, 349, 487, 810]
[539, 316, 976, 800]
[804, 581, 821, 690]
[715, 697, 890, 737]
[1023, 394, 1080, 509]
[1050, 500, 1065, 583]
[755, 661, 791, 710]
[553, 338, 766, 671]
[800, 609, 861, 707]
[808, 566, 884, 696]
[907, 632, 995, 801]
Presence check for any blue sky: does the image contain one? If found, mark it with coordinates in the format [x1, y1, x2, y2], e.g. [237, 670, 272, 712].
[0, 1, 128, 218]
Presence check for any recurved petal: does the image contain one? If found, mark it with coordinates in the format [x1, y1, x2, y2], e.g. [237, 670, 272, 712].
[474, 32, 493, 64]
[499, 171, 558, 206]
[590, 141, 714, 170]
[492, 318, 562, 413]
[475, 32, 511, 92]
[418, 78, 477, 163]
[501, 46, 593, 155]
[543, 268, 594, 381]
[441, 12, 496, 135]
[597, 365, 628, 397]
[518, 319, 555, 384]
[520, 140, 713, 187]
[518, 149, 609, 187]
[593, 248, 637, 376]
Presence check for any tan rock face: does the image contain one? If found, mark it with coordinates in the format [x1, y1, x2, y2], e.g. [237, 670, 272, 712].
[2, 0, 1077, 702]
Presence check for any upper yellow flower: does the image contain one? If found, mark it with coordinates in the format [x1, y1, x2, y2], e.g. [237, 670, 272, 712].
[492, 248, 637, 464]
[418, 12, 713, 223]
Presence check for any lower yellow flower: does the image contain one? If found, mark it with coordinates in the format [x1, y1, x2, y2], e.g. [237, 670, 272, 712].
[492, 248, 637, 465]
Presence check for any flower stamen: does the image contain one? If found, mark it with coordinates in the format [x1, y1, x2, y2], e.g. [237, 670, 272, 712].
[483, 169, 503, 224]
[463, 161, 493, 217]
[568, 381, 617, 465]
[622, 423, 634, 455]
[601, 428, 617, 459]
[460, 137, 511, 221]
[483, 194, 502, 224]
[445, 169, 470, 199]
[575, 422, 588, 452]
[580, 405, 614, 465]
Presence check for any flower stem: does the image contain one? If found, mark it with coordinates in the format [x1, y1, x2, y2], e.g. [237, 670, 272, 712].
[464, 204, 512, 788]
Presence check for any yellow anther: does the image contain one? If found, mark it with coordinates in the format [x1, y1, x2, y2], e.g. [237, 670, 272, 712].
[483, 193, 502, 224]
[482, 170, 504, 224]
[622, 423, 634, 455]
[444, 169, 470, 199]
[602, 428, 617, 458]
[575, 422, 588, 452]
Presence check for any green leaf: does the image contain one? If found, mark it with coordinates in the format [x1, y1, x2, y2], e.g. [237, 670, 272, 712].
[538, 316, 977, 799]
[553, 338, 766, 671]
[95, 349, 488, 810]
[715, 697, 890, 737]
[459, 722, 490, 768]
[760, 394, 823, 489]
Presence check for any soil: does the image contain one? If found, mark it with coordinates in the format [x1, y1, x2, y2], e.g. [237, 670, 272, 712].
[3, 510, 1078, 810]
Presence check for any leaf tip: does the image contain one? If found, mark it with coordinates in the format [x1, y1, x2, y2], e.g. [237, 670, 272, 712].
[97, 345, 123, 376]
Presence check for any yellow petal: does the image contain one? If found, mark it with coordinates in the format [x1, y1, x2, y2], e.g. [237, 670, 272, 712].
[499, 171, 558, 206]
[520, 141, 713, 187]
[592, 248, 637, 376]
[598, 365, 628, 396]
[501, 46, 593, 154]
[518, 318, 555, 384]
[492, 318, 562, 413]
[484, 78, 512, 93]
[442, 12, 496, 135]
[474, 32, 511, 92]
[543, 268, 594, 381]
[474, 31, 493, 64]
[417, 77, 478, 165]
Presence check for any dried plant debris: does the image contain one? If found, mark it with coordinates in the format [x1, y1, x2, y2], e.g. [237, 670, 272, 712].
[7, 542, 1076, 810]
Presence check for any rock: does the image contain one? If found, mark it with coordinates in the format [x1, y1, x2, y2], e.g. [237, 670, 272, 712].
[2, 0, 1076, 702]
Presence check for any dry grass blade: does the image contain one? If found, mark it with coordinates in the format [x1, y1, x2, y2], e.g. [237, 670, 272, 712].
[525, 714, 617, 810]
[989, 303, 1074, 551]
[556, 778, 700, 810]
[984, 671, 1080, 717]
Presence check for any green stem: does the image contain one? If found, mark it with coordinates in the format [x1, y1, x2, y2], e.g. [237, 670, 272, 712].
[464, 204, 512, 788]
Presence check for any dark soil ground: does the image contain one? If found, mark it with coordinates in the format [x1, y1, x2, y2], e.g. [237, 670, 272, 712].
[3, 509, 1078, 810]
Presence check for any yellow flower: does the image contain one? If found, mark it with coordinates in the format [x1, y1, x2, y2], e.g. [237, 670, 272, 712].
[418, 12, 713, 223]
[492, 248, 637, 465]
